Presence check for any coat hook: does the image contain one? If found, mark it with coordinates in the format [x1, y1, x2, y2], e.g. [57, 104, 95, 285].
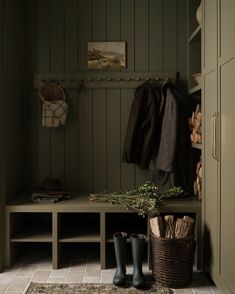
[165, 77, 169, 81]
[146, 77, 149, 81]
[136, 77, 140, 81]
[107, 78, 111, 81]
[155, 77, 159, 81]
[98, 77, 102, 81]
[126, 77, 131, 81]
[117, 77, 121, 81]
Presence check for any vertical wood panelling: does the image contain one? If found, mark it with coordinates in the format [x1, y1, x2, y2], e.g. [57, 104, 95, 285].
[65, 90, 79, 192]
[50, 0, 65, 185]
[78, 90, 93, 192]
[120, 89, 135, 190]
[134, 0, 149, 186]
[0, 0, 4, 271]
[135, 0, 149, 71]
[149, 0, 163, 71]
[177, 0, 187, 93]
[120, 0, 135, 190]
[36, 0, 51, 183]
[33, 0, 187, 193]
[163, 0, 178, 71]
[107, 89, 121, 191]
[65, 0, 79, 72]
[107, 0, 120, 41]
[121, 0, 134, 71]
[64, 0, 79, 192]
[107, 0, 121, 191]
[92, 0, 107, 192]
[92, 90, 107, 192]
[78, 0, 93, 192]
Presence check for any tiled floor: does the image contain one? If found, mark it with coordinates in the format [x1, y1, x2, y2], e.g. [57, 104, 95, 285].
[0, 252, 220, 294]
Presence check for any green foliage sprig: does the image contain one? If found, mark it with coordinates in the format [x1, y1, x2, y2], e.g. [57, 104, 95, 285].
[90, 182, 184, 217]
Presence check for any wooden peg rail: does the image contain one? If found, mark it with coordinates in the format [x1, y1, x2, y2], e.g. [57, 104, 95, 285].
[34, 71, 178, 89]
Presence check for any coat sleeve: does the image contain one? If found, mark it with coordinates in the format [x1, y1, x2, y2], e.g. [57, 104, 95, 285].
[122, 87, 145, 164]
[155, 88, 178, 173]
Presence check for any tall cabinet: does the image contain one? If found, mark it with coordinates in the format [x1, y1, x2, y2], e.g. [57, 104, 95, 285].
[203, 0, 235, 293]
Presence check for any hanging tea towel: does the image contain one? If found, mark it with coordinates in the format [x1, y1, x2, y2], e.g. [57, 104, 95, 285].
[42, 100, 68, 127]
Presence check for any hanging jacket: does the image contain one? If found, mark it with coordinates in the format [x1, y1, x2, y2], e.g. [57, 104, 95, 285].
[122, 81, 190, 191]
[149, 82, 190, 191]
[122, 82, 161, 169]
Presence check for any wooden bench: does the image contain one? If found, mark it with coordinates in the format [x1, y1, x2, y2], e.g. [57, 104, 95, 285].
[5, 194, 201, 270]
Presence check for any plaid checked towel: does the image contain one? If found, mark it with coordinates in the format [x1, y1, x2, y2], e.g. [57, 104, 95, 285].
[42, 100, 68, 127]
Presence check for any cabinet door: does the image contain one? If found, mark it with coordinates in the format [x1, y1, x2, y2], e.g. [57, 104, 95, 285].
[204, 71, 218, 276]
[220, 58, 235, 293]
[203, 0, 219, 278]
[219, 0, 235, 291]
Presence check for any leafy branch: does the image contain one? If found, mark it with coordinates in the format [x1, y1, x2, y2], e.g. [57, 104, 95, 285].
[90, 182, 184, 217]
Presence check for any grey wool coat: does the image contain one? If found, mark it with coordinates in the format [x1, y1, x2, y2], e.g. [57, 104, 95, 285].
[122, 81, 190, 191]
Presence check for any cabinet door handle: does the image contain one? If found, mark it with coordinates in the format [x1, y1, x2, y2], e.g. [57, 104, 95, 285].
[212, 113, 219, 161]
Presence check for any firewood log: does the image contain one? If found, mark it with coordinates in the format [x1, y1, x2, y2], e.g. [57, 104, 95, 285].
[175, 217, 194, 238]
[164, 215, 175, 239]
[150, 216, 164, 238]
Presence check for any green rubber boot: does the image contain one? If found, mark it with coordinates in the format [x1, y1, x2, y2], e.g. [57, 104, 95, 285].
[113, 232, 127, 286]
[131, 233, 146, 289]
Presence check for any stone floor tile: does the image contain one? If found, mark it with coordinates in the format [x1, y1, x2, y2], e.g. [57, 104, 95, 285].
[175, 289, 193, 293]
[37, 260, 52, 271]
[65, 272, 83, 283]
[47, 278, 65, 283]
[17, 263, 38, 278]
[49, 268, 68, 279]
[210, 285, 222, 294]
[31, 271, 51, 283]
[4, 292, 23, 294]
[0, 272, 16, 285]
[7, 277, 30, 292]
[82, 276, 100, 283]
[194, 292, 213, 294]
[100, 273, 114, 283]
[0, 284, 8, 294]
[69, 260, 87, 272]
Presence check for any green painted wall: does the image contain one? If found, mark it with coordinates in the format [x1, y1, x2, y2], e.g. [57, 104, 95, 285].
[0, 0, 4, 272]
[29, 0, 187, 194]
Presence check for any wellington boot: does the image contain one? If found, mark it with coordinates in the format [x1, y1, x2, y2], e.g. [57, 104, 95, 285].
[113, 232, 127, 286]
[131, 233, 146, 289]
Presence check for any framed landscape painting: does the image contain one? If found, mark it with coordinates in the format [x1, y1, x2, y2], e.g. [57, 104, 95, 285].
[88, 42, 126, 69]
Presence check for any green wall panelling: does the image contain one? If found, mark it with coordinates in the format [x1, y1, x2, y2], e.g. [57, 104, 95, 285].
[50, 0, 65, 186]
[135, 0, 149, 71]
[121, 0, 134, 71]
[78, 90, 93, 193]
[149, 0, 163, 71]
[31, 0, 187, 193]
[107, 89, 121, 192]
[36, 0, 51, 183]
[163, 0, 177, 71]
[64, 90, 79, 192]
[120, 89, 135, 190]
[65, 0, 79, 72]
[78, 0, 92, 71]
[92, 89, 107, 193]
[0, 0, 4, 272]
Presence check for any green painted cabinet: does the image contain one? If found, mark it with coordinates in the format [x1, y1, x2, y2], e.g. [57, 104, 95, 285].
[203, 0, 235, 293]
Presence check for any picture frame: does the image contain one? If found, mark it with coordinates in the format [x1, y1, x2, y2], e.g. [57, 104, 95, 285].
[87, 41, 126, 69]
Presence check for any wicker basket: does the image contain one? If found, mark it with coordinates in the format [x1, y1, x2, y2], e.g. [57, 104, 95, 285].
[39, 83, 66, 103]
[150, 232, 194, 288]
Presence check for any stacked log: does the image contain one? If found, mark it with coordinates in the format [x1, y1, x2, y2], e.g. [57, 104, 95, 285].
[150, 215, 194, 239]
[194, 158, 202, 200]
[189, 104, 202, 144]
